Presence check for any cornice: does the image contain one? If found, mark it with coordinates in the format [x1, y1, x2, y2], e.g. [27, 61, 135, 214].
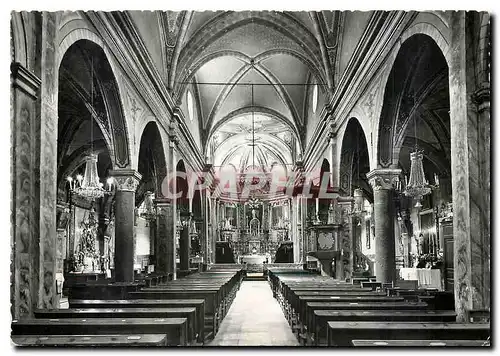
[11, 62, 41, 99]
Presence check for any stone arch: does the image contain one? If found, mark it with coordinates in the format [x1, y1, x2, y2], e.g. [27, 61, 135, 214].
[376, 33, 449, 168]
[206, 106, 301, 155]
[176, 159, 189, 209]
[57, 31, 132, 169]
[371, 21, 451, 169]
[398, 22, 451, 67]
[136, 121, 168, 203]
[11, 12, 28, 67]
[338, 117, 371, 199]
[176, 12, 324, 91]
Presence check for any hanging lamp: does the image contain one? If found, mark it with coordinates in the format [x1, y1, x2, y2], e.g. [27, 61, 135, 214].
[69, 56, 109, 201]
[403, 91, 431, 207]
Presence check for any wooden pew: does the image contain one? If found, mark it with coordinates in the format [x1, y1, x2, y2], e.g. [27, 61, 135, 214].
[290, 294, 405, 330]
[34, 307, 198, 345]
[68, 299, 205, 344]
[129, 270, 241, 339]
[12, 334, 168, 347]
[302, 301, 428, 342]
[351, 339, 490, 347]
[11, 318, 189, 346]
[130, 288, 221, 338]
[325, 321, 490, 347]
[312, 310, 457, 346]
[68, 282, 143, 300]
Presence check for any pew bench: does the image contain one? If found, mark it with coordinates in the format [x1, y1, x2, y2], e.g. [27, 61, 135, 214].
[311, 310, 457, 346]
[129, 288, 222, 338]
[351, 339, 490, 347]
[12, 318, 189, 346]
[34, 307, 198, 345]
[12, 334, 168, 347]
[68, 298, 205, 343]
[325, 321, 490, 347]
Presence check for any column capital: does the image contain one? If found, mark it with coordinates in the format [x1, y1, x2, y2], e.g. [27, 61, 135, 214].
[109, 169, 142, 192]
[11, 62, 41, 99]
[328, 119, 337, 140]
[366, 168, 401, 191]
[471, 82, 490, 112]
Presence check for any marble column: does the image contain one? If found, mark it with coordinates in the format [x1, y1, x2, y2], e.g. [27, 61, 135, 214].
[449, 12, 491, 320]
[168, 136, 178, 279]
[300, 195, 307, 263]
[109, 170, 141, 282]
[11, 61, 41, 318]
[367, 169, 401, 284]
[201, 189, 208, 264]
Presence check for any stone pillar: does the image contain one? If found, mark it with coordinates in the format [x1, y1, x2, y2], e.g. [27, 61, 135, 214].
[168, 136, 178, 279]
[367, 169, 401, 284]
[449, 11, 491, 320]
[109, 170, 141, 282]
[201, 189, 208, 264]
[11, 61, 42, 318]
[300, 195, 308, 263]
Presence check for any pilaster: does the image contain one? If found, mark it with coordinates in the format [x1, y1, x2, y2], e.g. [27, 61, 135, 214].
[11, 61, 41, 319]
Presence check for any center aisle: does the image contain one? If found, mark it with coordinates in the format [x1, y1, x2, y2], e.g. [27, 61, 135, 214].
[208, 280, 300, 346]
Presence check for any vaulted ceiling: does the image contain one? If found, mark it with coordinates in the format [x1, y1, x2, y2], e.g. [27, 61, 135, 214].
[127, 10, 350, 172]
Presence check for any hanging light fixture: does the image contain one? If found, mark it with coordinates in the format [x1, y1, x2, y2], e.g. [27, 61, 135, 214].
[403, 90, 431, 207]
[68, 56, 110, 201]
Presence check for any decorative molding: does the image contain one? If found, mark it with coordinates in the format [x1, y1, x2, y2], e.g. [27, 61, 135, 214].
[366, 168, 401, 190]
[109, 169, 142, 192]
[11, 62, 41, 99]
[471, 83, 490, 112]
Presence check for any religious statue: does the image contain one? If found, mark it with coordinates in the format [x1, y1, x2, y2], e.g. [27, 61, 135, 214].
[224, 218, 232, 230]
[249, 209, 260, 236]
[417, 233, 425, 255]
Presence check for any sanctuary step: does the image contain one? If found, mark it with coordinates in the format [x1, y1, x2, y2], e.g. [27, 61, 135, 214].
[244, 272, 267, 281]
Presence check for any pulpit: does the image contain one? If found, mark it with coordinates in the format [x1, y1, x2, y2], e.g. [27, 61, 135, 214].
[306, 224, 347, 279]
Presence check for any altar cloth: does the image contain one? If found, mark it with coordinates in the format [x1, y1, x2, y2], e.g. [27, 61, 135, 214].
[399, 268, 442, 290]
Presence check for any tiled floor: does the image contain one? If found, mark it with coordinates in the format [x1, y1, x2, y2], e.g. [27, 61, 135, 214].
[208, 281, 300, 347]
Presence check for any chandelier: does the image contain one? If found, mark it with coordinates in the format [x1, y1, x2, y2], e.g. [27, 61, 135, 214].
[67, 57, 110, 201]
[403, 150, 431, 207]
[402, 90, 431, 208]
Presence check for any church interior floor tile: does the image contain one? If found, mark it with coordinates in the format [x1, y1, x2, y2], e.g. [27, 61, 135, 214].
[207, 281, 300, 347]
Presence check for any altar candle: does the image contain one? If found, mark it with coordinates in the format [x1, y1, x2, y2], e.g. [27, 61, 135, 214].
[315, 198, 319, 215]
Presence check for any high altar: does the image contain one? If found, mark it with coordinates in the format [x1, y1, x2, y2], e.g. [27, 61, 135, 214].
[216, 199, 292, 264]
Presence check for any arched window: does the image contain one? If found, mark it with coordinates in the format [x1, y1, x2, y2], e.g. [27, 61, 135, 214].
[312, 83, 318, 114]
[187, 90, 194, 121]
